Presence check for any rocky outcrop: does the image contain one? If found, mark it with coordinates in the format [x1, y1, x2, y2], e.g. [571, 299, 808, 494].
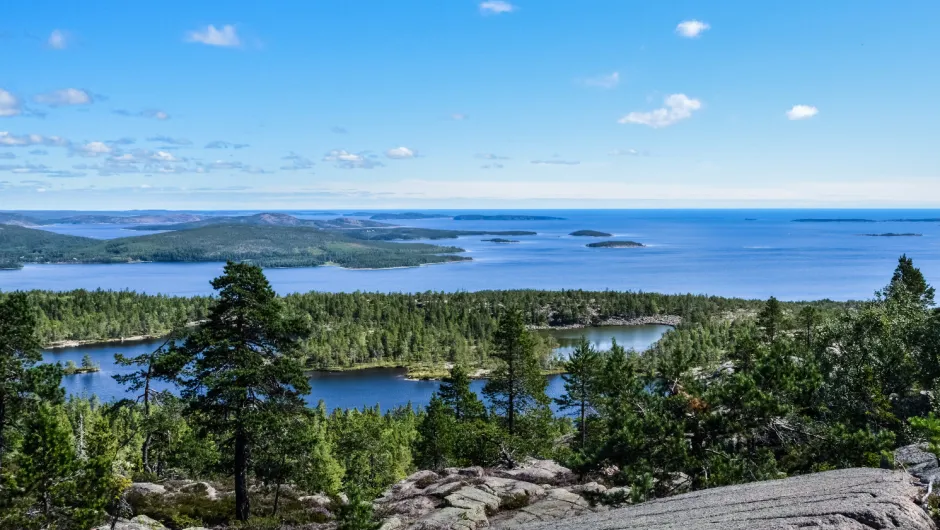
[513, 468, 934, 530]
[375, 460, 599, 530]
[896, 443, 940, 486]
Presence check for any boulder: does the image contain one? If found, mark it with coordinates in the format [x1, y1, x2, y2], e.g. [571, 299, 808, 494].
[127, 482, 167, 496]
[476, 476, 546, 503]
[378, 495, 442, 520]
[568, 482, 606, 495]
[491, 488, 593, 527]
[424, 480, 468, 498]
[176, 481, 218, 500]
[411, 506, 488, 530]
[445, 486, 501, 514]
[896, 443, 940, 485]
[506, 468, 934, 530]
[493, 460, 574, 486]
[299, 493, 335, 509]
[94, 515, 169, 530]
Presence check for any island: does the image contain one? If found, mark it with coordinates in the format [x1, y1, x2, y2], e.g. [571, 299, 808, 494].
[348, 227, 536, 241]
[793, 219, 877, 223]
[369, 212, 452, 220]
[63, 355, 100, 375]
[744, 218, 757, 221]
[481, 238, 519, 243]
[586, 240, 645, 248]
[570, 230, 612, 237]
[453, 214, 565, 221]
[126, 212, 391, 231]
[861, 233, 923, 237]
[0, 224, 470, 269]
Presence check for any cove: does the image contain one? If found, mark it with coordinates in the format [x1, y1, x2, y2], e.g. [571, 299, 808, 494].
[43, 324, 671, 410]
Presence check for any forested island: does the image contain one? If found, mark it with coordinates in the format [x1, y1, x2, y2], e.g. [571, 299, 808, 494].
[453, 214, 565, 221]
[862, 233, 923, 237]
[367, 212, 452, 220]
[1, 256, 939, 529]
[570, 230, 612, 237]
[586, 240, 645, 248]
[0, 224, 469, 269]
[126, 212, 390, 231]
[481, 238, 519, 243]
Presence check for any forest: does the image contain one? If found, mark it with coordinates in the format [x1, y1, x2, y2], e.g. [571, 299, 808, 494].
[0, 256, 938, 529]
[0, 224, 470, 270]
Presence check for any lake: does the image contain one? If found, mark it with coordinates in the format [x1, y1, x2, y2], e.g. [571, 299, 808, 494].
[3, 209, 939, 301]
[44, 324, 670, 410]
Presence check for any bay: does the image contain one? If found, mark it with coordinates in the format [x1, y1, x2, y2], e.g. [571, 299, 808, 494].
[44, 324, 669, 410]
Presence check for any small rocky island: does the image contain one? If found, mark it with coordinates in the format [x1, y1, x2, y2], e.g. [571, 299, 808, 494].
[454, 215, 565, 221]
[586, 240, 644, 248]
[569, 230, 612, 237]
[861, 233, 922, 237]
[481, 238, 520, 243]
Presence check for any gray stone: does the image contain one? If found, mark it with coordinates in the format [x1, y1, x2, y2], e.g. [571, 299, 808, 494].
[299, 493, 334, 508]
[410, 506, 488, 530]
[493, 460, 573, 486]
[446, 486, 501, 514]
[380, 516, 405, 530]
[896, 443, 940, 484]
[425, 480, 468, 498]
[476, 477, 546, 502]
[93, 520, 162, 530]
[406, 470, 442, 487]
[176, 481, 218, 500]
[492, 488, 592, 527]
[378, 495, 442, 520]
[127, 482, 167, 496]
[568, 482, 606, 495]
[505, 468, 934, 530]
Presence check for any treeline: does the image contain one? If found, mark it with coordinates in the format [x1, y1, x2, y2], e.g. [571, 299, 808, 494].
[12, 287, 850, 368]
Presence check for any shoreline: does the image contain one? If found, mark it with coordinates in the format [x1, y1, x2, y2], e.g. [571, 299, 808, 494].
[527, 314, 682, 330]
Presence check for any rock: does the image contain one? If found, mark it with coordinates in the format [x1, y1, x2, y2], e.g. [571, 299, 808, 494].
[476, 477, 546, 503]
[127, 482, 167, 496]
[176, 481, 218, 500]
[407, 470, 442, 487]
[380, 516, 405, 530]
[449, 466, 485, 478]
[182, 528, 210, 530]
[492, 488, 593, 527]
[506, 468, 933, 530]
[378, 495, 442, 520]
[299, 493, 335, 509]
[445, 486, 501, 514]
[411, 506, 488, 530]
[568, 482, 606, 495]
[93, 520, 163, 530]
[896, 443, 940, 484]
[493, 460, 574, 486]
[425, 480, 468, 498]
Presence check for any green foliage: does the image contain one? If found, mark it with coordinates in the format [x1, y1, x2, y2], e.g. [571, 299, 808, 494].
[415, 396, 458, 471]
[556, 336, 604, 447]
[336, 486, 381, 530]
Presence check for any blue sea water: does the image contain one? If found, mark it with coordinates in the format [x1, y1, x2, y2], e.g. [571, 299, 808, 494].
[3, 209, 939, 301]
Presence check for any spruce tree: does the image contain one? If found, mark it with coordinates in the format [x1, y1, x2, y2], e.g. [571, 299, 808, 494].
[415, 396, 457, 471]
[483, 310, 548, 435]
[885, 254, 935, 307]
[758, 296, 784, 343]
[178, 262, 311, 521]
[555, 336, 603, 447]
[437, 364, 485, 420]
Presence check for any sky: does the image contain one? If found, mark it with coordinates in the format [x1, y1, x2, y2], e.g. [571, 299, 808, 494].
[1, 0, 939, 210]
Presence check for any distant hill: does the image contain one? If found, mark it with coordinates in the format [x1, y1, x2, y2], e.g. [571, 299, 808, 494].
[0, 211, 207, 227]
[0, 224, 469, 269]
[0, 213, 42, 227]
[127, 213, 391, 231]
[453, 215, 565, 221]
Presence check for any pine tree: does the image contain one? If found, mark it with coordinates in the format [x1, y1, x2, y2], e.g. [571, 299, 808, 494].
[885, 254, 936, 308]
[0, 292, 62, 475]
[336, 485, 381, 530]
[758, 296, 784, 342]
[178, 262, 311, 521]
[415, 396, 457, 471]
[483, 310, 548, 435]
[555, 336, 603, 447]
[437, 364, 485, 420]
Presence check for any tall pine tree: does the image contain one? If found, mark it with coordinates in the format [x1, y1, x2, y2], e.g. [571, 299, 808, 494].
[178, 262, 311, 521]
[555, 336, 603, 447]
[483, 310, 548, 435]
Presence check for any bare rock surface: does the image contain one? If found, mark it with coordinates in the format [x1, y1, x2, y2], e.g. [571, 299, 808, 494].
[509, 468, 934, 530]
[896, 443, 940, 485]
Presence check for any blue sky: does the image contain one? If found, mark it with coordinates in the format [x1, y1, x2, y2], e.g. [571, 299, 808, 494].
[1, 0, 938, 209]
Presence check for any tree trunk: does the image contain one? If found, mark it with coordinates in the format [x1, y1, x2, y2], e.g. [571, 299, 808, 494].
[142, 358, 153, 473]
[235, 430, 250, 521]
[580, 400, 586, 447]
[272, 480, 282, 517]
[0, 396, 6, 476]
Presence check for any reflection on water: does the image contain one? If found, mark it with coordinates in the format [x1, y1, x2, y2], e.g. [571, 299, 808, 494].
[538, 324, 673, 356]
[44, 324, 672, 410]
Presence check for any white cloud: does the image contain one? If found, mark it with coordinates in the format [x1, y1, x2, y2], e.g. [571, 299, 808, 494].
[34, 88, 93, 107]
[451, 113, 468, 121]
[185, 25, 241, 47]
[480, 1, 515, 15]
[385, 146, 416, 159]
[676, 20, 710, 38]
[76, 141, 112, 156]
[609, 148, 640, 156]
[323, 149, 383, 169]
[0, 90, 22, 117]
[48, 30, 68, 49]
[531, 159, 580, 165]
[475, 153, 510, 160]
[786, 105, 819, 120]
[0, 132, 69, 147]
[151, 151, 177, 162]
[581, 72, 620, 89]
[618, 94, 702, 128]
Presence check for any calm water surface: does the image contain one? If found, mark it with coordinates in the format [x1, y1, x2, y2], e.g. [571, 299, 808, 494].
[45, 325, 668, 409]
[4, 210, 939, 301]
